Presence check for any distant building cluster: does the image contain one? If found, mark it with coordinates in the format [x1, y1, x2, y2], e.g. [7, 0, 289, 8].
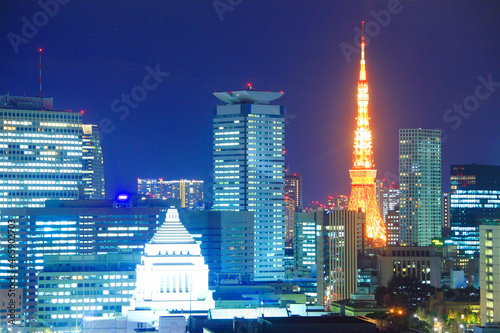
[137, 178, 204, 209]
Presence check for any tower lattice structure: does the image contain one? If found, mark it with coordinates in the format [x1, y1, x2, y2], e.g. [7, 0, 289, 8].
[347, 22, 386, 247]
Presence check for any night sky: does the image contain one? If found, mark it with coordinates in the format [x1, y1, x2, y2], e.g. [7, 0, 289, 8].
[1, 1, 499, 204]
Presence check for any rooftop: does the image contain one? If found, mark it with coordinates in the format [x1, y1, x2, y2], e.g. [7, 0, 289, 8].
[213, 90, 284, 104]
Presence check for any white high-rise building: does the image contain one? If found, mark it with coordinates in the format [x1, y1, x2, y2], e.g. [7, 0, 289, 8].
[212, 88, 285, 281]
[0, 95, 82, 208]
[399, 129, 441, 246]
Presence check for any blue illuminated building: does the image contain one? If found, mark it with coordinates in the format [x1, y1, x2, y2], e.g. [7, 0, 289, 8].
[0, 196, 167, 325]
[212, 88, 286, 281]
[450, 164, 500, 257]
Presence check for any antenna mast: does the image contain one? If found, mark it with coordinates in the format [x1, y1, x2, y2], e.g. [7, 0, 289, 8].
[39, 48, 42, 99]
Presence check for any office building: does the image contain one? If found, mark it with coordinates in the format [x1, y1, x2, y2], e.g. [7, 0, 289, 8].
[37, 253, 141, 327]
[479, 223, 500, 326]
[377, 246, 441, 288]
[285, 173, 303, 208]
[316, 210, 365, 306]
[381, 185, 400, 223]
[399, 128, 442, 246]
[212, 87, 286, 281]
[450, 164, 500, 257]
[0, 197, 164, 324]
[347, 27, 386, 246]
[178, 210, 254, 284]
[327, 195, 349, 210]
[0, 95, 83, 208]
[386, 207, 400, 246]
[293, 212, 316, 278]
[137, 178, 203, 209]
[137, 178, 162, 197]
[82, 124, 105, 199]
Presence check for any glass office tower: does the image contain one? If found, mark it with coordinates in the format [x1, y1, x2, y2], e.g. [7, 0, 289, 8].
[212, 88, 285, 281]
[0, 95, 82, 208]
[450, 164, 500, 257]
[399, 129, 442, 246]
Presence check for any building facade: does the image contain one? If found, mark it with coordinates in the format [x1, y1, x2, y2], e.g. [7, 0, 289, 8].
[381, 185, 400, 223]
[377, 246, 441, 288]
[285, 173, 303, 208]
[0, 198, 164, 324]
[450, 164, 500, 257]
[441, 192, 450, 237]
[399, 128, 442, 246]
[178, 210, 254, 284]
[285, 196, 296, 243]
[82, 124, 105, 199]
[293, 212, 316, 278]
[37, 253, 140, 327]
[386, 207, 400, 246]
[0, 95, 83, 208]
[212, 89, 286, 281]
[479, 223, 500, 326]
[316, 210, 365, 306]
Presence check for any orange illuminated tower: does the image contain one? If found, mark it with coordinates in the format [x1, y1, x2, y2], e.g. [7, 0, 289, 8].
[348, 22, 386, 247]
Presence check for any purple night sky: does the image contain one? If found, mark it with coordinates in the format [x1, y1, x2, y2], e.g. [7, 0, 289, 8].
[1, 1, 499, 204]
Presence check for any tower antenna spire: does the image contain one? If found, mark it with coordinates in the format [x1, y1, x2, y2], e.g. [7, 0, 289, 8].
[348, 20, 386, 247]
[39, 48, 42, 99]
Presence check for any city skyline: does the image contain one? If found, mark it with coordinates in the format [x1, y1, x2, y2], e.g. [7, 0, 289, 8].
[1, 2, 499, 203]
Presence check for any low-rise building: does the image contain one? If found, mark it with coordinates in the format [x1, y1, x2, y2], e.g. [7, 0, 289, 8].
[377, 246, 441, 288]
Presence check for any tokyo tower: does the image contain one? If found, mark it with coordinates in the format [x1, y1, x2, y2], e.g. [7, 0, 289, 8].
[348, 22, 386, 247]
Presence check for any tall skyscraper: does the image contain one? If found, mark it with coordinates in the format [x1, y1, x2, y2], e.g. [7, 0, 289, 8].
[347, 23, 386, 246]
[82, 124, 105, 199]
[450, 164, 500, 257]
[399, 128, 442, 246]
[212, 87, 285, 281]
[0, 95, 82, 208]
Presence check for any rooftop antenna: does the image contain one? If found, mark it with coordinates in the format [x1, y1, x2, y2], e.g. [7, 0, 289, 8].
[39, 48, 42, 98]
